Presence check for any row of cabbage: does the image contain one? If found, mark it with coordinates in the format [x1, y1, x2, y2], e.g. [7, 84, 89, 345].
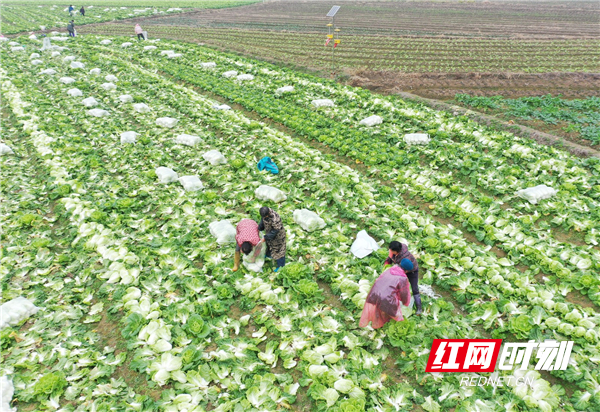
[1, 36, 599, 411]
[90, 38, 600, 306]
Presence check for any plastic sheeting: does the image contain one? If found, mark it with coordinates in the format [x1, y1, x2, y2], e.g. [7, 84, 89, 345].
[516, 184, 557, 204]
[359, 266, 411, 329]
[350, 230, 379, 258]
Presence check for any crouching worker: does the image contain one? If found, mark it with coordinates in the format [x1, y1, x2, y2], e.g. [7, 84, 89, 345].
[359, 266, 411, 329]
[258, 207, 286, 272]
[385, 241, 422, 315]
[233, 218, 261, 272]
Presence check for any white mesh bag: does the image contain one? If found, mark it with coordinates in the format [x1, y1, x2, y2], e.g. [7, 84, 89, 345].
[67, 88, 83, 97]
[105, 74, 118, 82]
[59, 76, 76, 84]
[0, 143, 14, 155]
[119, 94, 133, 103]
[203, 150, 227, 165]
[0, 297, 40, 328]
[63, 55, 76, 62]
[156, 117, 179, 128]
[88, 109, 109, 117]
[89, 68, 101, 75]
[30, 59, 43, 65]
[100, 39, 112, 45]
[121, 42, 133, 48]
[120, 131, 137, 144]
[155, 167, 178, 183]
[222, 70, 238, 78]
[70, 61, 85, 69]
[100, 82, 116, 91]
[174, 133, 200, 145]
[359, 115, 383, 127]
[293, 209, 326, 232]
[255, 185, 287, 203]
[237, 74, 254, 81]
[133, 103, 151, 113]
[404, 133, 430, 145]
[311, 99, 334, 108]
[516, 185, 557, 204]
[178, 175, 204, 192]
[209, 220, 236, 245]
[276, 86, 294, 94]
[82, 97, 98, 107]
[40, 68, 56, 75]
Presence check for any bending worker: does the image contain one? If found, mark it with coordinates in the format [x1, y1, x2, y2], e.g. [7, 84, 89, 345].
[385, 241, 422, 315]
[233, 218, 261, 272]
[258, 207, 286, 272]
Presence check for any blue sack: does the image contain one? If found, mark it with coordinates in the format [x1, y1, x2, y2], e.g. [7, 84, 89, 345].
[257, 157, 279, 174]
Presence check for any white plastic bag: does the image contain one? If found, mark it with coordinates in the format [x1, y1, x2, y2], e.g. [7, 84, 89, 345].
[243, 240, 267, 272]
[203, 150, 226, 165]
[120, 131, 137, 144]
[30, 59, 43, 65]
[0, 375, 15, 412]
[100, 39, 112, 45]
[167, 53, 182, 59]
[276, 86, 294, 94]
[255, 185, 287, 203]
[133, 103, 151, 113]
[59, 76, 76, 84]
[178, 175, 204, 192]
[0, 297, 40, 329]
[222, 70, 238, 78]
[40, 68, 56, 75]
[359, 115, 383, 127]
[144, 45, 157, 51]
[89, 68, 101, 75]
[67, 88, 83, 97]
[209, 220, 236, 245]
[101, 82, 117, 91]
[63, 55, 76, 62]
[105, 74, 118, 82]
[404, 133, 430, 145]
[174, 133, 200, 146]
[156, 117, 178, 128]
[51, 51, 61, 57]
[119, 94, 133, 103]
[212, 104, 231, 111]
[88, 109, 109, 117]
[160, 50, 175, 56]
[30, 53, 41, 59]
[237, 74, 254, 81]
[0, 143, 14, 155]
[11, 46, 25, 52]
[350, 230, 379, 258]
[155, 167, 178, 183]
[516, 184, 557, 204]
[82, 97, 98, 107]
[293, 209, 326, 232]
[200, 62, 216, 68]
[121, 42, 133, 48]
[70, 61, 85, 69]
[311, 99, 334, 108]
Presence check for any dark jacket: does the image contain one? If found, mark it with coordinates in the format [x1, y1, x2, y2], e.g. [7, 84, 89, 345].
[67, 22, 74, 32]
[384, 243, 419, 273]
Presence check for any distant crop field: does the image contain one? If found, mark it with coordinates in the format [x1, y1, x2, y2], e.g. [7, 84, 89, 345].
[84, 24, 600, 74]
[454, 94, 600, 145]
[142, 0, 600, 38]
[0, 1, 258, 35]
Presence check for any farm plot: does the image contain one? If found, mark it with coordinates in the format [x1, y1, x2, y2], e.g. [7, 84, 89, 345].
[0, 5, 187, 35]
[453, 94, 600, 146]
[80, 24, 600, 75]
[2, 36, 600, 412]
[132, 0, 600, 38]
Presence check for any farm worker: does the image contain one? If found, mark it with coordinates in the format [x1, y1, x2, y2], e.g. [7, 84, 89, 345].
[80, 6, 85, 16]
[68, 5, 74, 16]
[135, 24, 144, 41]
[384, 241, 422, 315]
[233, 218, 261, 272]
[258, 207, 287, 272]
[359, 266, 412, 329]
[67, 20, 75, 37]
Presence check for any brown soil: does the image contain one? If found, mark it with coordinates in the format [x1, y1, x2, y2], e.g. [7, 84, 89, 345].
[348, 71, 600, 100]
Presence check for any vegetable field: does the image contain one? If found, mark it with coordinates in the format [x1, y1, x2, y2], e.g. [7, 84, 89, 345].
[454, 94, 600, 146]
[0, 1, 258, 35]
[2, 35, 600, 412]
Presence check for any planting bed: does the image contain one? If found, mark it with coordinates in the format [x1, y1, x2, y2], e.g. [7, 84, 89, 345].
[1, 35, 600, 412]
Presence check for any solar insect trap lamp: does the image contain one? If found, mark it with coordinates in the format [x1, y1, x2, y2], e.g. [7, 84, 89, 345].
[325, 5, 341, 73]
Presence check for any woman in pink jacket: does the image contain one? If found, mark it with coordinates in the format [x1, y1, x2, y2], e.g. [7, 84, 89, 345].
[134, 24, 144, 41]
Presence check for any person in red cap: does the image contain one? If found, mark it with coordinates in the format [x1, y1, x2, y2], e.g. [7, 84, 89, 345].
[233, 218, 261, 272]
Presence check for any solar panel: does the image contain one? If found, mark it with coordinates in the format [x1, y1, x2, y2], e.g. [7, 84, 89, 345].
[326, 6, 340, 17]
